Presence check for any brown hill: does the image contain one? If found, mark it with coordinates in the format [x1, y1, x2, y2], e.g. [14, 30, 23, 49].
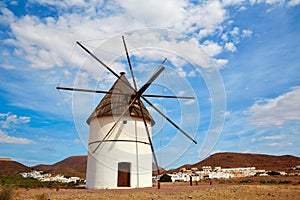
[47, 152, 298, 176]
[0, 161, 30, 176]
[34, 156, 87, 178]
[166, 152, 300, 173]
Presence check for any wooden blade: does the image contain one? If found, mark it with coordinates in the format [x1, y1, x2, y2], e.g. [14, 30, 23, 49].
[137, 99, 160, 175]
[57, 86, 194, 99]
[77, 42, 168, 97]
[143, 94, 195, 99]
[76, 41, 139, 92]
[122, 35, 137, 90]
[137, 64, 166, 96]
[76, 41, 121, 80]
[56, 86, 109, 94]
[141, 96, 197, 144]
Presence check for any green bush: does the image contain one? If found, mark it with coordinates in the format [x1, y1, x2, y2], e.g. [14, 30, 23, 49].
[240, 179, 251, 183]
[278, 180, 291, 184]
[0, 175, 68, 188]
[267, 171, 280, 176]
[159, 174, 172, 182]
[260, 179, 277, 184]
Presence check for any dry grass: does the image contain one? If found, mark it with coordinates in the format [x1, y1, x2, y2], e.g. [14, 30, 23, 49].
[11, 181, 300, 200]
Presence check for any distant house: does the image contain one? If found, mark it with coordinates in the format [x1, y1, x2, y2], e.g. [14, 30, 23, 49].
[169, 173, 200, 182]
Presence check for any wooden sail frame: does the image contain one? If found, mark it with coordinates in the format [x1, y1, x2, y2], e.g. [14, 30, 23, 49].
[57, 36, 197, 180]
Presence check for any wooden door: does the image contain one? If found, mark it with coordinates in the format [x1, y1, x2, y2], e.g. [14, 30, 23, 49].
[117, 162, 131, 187]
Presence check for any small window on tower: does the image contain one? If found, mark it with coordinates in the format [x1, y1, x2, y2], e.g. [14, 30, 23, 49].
[123, 120, 127, 124]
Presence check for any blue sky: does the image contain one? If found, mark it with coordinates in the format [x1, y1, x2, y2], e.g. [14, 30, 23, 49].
[0, 0, 299, 169]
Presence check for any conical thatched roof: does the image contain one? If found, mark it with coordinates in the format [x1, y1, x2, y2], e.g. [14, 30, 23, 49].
[86, 72, 154, 125]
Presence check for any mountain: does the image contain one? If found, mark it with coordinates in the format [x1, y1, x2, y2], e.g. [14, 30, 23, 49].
[0, 160, 30, 176]
[3, 152, 299, 178]
[166, 152, 300, 173]
[34, 156, 87, 178]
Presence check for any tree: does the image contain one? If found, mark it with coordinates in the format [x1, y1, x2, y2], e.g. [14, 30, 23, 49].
[159, 174, 172, 182]
[267, 171, 280, 176]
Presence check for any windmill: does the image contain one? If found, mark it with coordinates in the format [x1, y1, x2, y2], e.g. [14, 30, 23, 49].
[57, 36, 197, 189]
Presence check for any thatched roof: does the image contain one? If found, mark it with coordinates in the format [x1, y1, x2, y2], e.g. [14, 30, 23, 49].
[86, 72, 154, 125]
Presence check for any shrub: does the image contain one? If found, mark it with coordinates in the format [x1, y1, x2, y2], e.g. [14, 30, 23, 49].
[260, 180, 277, 184]
[240, 179, 251, 183]
[159, 174, 172, 182]
[278, 180, 291, 184]
[267, 171, 280, 176]
[0, 175, 68, 188]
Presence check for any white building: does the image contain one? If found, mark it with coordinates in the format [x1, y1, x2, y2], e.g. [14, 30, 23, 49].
[86, 72, 154, 189]
[209, 172, 233, 179]
[169, 173, 200, 182]
[221, 167, 257, 177]
[202, 166, 212, 173]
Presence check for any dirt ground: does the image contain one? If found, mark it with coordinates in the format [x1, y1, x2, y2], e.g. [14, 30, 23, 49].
[12, 181, 300, 200]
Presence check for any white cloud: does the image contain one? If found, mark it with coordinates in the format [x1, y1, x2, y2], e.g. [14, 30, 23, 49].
[177, 67, 187, 78]
[214, 58, 228, 67]
[0, 0, 231, 78]
[239, 6, 247, 11]
[267, 142, 292, 147]
[221, 33, 228, 41]
[230, 27, 240, 36]
[187, 71, 196, 77]
[0, 130, 35, 144]
[225, 42, 237, 52]
[242, 29, 253, 37]
[0, 8, 15, 25]
[184, 99, 196, 105]
[1, 64, 16, 69]
[10, 1, 18, 6]
[202, 40, 223, 56]
[118, 0, 187, 28]
[222, 0, 245, 6]
[258, 134, 287, 140]
[248, 86, 300, 127]
[250, 0, 300, 6]
[39, 136, 54, 142]
[178, 90, 186, 96]
[288, 0, 300, 6]
[74, 138, 81, 143]
[29, 0, 86, 7]
[0, 112, 31, 129]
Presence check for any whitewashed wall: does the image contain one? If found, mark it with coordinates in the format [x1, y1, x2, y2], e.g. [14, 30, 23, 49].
[86, 116, 153, 189]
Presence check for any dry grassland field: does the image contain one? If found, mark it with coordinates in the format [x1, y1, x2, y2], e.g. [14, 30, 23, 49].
[7, 177, 300, 200]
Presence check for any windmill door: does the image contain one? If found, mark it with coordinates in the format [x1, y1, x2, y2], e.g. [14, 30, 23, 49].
[117, 162, 131, 187]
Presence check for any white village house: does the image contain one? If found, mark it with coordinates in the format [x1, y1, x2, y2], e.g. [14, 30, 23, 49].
[167, 166, 266, 182]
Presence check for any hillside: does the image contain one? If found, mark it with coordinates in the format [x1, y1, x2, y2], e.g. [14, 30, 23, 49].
[34, 155, 87, 178]
[3, 152, 299, 178]
[0, 161, 30, 176]
[167, 152, 300, 173]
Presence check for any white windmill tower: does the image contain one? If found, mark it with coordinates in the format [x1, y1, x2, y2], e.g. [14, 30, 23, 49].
[85, 71, 156, 188]
[57, 36, 197, 189]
